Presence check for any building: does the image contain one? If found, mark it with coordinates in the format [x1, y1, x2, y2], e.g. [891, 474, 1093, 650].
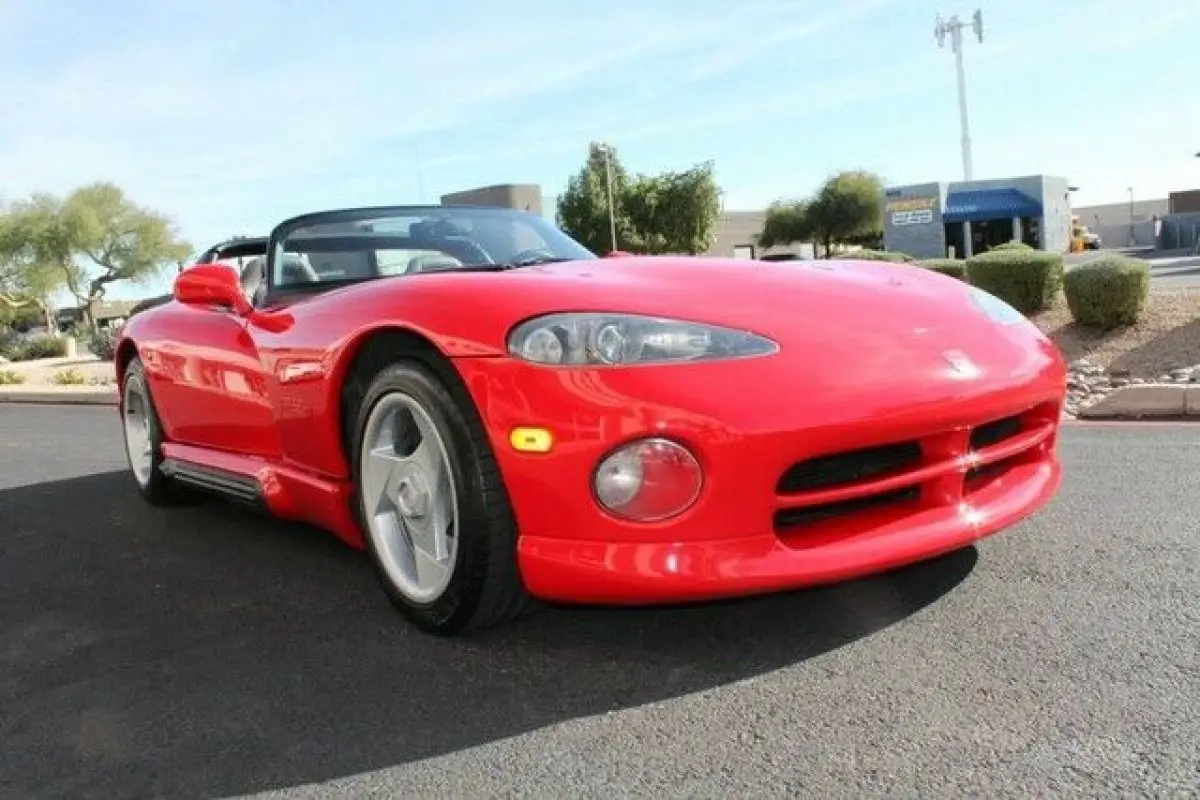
[440, 184, 543, 215]
[705, 210, 814, 260]
[446, 183, 811, 259]
[54, 299, 139, 331]
[1069, 197, 1167, 249]
[882, 174, 1073, 260]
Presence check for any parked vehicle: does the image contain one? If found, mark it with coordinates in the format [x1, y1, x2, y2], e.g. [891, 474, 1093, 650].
[115, 204, 1067, 634]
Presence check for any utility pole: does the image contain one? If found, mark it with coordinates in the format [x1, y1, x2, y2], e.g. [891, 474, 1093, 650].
[1127, 187, 1135, 247]
[935, 10, 984, 181]
[598, 143, 618, 252]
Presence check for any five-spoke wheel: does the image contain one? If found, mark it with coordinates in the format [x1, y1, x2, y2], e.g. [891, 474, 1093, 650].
[120, 356, 189, 505]
[123, 372, 156, 490]
[350, 357, 532, 633]
[360, 392, 459, 604]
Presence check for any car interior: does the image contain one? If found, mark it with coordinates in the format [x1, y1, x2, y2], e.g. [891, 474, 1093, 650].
[197, 212, 567, 308]
[271, 233, 494, 289]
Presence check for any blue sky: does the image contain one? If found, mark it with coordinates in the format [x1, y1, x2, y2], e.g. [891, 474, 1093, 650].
[1, 0, 1198, 300]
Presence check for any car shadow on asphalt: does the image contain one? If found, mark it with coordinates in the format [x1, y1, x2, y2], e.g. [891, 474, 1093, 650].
[0, 470, 978, 799]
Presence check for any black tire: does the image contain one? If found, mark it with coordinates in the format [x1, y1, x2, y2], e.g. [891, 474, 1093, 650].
[349, 358, 534, 634]
[120, 357, 192, 505]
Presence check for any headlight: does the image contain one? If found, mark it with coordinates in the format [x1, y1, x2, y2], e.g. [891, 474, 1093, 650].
[968, 286, 1026, 326]
[507, 313, 779, 366]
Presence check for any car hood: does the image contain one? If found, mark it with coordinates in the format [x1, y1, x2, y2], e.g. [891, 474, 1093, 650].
[481, 255, 1063, 401]
[493, 256, 1005, 337]
[316, 255, 1062, 381]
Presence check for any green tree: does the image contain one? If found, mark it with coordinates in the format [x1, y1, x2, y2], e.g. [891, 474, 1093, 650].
[556, 142, 635, 253]
[557, 144, 722, 256]
[756, 198, 814, 251]
[0, 183, 192, 329]
[0, 199, 66, 330]
[805, 170, 885, 257]
[623, 161, 721, 255]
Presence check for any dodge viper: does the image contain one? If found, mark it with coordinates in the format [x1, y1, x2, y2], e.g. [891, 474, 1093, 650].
[115, 205, 1068, 634]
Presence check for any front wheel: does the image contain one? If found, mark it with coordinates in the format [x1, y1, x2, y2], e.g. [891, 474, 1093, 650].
[120, 356, 191, 505]
[350, 359, 532, 634]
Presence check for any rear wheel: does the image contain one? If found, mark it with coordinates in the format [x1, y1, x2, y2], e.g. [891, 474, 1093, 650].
[350, 359, 533, 634]
[120, 356, 190, 505]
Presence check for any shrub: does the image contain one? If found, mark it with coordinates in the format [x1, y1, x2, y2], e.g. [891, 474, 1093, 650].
[51, 368, 86, 385]
[0, 369, 25, 385]
[0, 325, 18, 356]
[965, 249, 1064, 315]
[5, 333, 68, 362]
[1063, 254, 1150, 329]
[846, 249, 913, 262]
[989, 240, 1033, 252]
[917, 258, 967, 280]
[90, 327, 120, 361]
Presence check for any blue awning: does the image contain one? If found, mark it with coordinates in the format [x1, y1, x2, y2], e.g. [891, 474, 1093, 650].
[942, 188, 1043, 223]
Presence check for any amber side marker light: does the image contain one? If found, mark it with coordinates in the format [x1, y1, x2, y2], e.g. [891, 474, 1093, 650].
[510, 427, 554, 453]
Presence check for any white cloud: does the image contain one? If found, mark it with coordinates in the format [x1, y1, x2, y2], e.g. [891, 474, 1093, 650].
[679, 0, 905, 83]
[1, 0, 1194, 257]
[2, 0, 877, 242]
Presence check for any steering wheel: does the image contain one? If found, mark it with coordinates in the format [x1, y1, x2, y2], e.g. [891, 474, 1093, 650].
[412, 235, 495, 267]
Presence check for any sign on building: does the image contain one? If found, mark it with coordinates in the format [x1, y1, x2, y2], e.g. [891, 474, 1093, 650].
[886, 196, 937, 226]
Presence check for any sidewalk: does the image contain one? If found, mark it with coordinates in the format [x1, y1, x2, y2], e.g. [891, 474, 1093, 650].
[0, 384, 117, 405]
[0, 353, 119, 404]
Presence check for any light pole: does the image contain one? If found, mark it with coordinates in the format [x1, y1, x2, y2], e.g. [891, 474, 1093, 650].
[935, 10, 984, 181]
[597, 143, 618, 252]
[1127, 187, 1135, 247]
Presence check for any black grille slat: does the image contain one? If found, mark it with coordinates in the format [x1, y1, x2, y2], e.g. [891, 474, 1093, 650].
[774, 485, 921, 531]
[777, 441, 922, 494]
[970, 415, 1022, 451]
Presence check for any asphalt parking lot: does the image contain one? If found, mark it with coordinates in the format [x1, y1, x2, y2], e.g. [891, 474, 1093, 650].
[1144, 255, 1200, 289]
[1067, 249, 1200, 289]
[1, 405, 1197, 799]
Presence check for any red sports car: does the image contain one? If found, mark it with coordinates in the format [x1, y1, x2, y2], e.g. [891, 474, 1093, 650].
[116, 205, 1067, 634]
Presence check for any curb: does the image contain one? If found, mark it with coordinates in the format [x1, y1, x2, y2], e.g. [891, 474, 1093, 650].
[0, 389, 118, 406]
[1076, 383, 1200, 420]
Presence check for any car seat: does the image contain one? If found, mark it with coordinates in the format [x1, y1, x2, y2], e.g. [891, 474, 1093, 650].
[406, 253, 464, 273]
[279, 253, 321, 285]
[239, 257, 266, 305]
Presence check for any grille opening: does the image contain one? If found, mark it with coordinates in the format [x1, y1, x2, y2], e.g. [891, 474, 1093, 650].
[965, 462, 1011, 490]
[773, 485, 921, 531]
[966, 440, 1045, 493]
[777, 441, 922, 494]
[970, 414, 1022, 451]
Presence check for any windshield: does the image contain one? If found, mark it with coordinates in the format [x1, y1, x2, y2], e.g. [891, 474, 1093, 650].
[267, 206, 596, 292]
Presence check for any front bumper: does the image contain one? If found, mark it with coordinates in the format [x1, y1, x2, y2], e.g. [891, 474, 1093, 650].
[453, 348, 1066, 605]
[518, 456, 1060, 604]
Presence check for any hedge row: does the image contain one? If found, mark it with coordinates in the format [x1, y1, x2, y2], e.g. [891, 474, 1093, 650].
[846, 249, 914, 263]
[0, 332, 68, 362]
[965, 248, 1064, 315]
[1062, 254, 1150, 329]
[916, 258, 967, 280]
[865, 242, 1149, 328]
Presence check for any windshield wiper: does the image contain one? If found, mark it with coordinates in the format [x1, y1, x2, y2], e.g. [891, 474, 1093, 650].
[497, 255, 574, 268]
[417, 256, 573, 274]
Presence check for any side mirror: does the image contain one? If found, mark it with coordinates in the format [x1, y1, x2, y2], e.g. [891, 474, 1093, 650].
[604, 250, 634, 258]
[173, 264, 251, 316]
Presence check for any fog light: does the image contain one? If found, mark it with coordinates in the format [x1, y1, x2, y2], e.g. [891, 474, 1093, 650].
[592, 437, 703, 522]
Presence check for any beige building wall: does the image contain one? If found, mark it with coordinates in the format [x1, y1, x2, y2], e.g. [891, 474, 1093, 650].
[440, 184, 543, 215]
[444, 183, 813, 258]
[1071, 197, 1168, 248]
[705, 210, 814, 259]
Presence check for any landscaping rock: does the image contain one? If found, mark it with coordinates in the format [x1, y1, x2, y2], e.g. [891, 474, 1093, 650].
[1066, 357, 1200, 417]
